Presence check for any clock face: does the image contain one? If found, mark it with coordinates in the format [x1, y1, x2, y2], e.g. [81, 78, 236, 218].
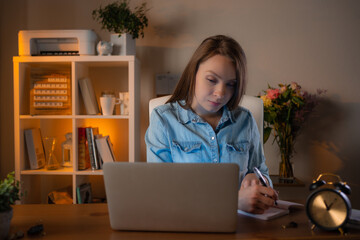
[306, 188, 350, 230]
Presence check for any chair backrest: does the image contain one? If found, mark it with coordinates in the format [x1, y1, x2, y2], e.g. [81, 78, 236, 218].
[149, 95, 264, 144]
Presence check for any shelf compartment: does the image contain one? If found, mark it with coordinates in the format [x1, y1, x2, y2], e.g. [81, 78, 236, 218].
[21, 175, 73, 204]
[74, 62, 129, 116]
[75, 175, 105, 204]
[16, 62, 72, 116]
[75, 118, 129, 166]
[19, 118, 73, 172]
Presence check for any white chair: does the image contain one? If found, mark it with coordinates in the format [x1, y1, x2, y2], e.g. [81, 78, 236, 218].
[149, 95, 264, 144]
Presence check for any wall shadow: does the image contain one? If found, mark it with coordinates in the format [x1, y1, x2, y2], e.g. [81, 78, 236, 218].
[298, 98, 360, 208]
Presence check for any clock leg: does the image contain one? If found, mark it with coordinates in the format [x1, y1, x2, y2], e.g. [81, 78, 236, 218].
[311, 224, 316, 231]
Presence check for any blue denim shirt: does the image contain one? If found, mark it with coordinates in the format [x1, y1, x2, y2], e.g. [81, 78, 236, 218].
[145, 101, 272, 186]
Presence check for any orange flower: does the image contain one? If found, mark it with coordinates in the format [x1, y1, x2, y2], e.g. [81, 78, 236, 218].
[260, 95, 272, 107]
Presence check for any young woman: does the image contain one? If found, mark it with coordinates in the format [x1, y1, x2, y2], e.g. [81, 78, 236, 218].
[145, 35, 277, 214]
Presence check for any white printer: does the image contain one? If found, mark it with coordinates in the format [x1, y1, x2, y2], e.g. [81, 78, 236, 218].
[18, 30, 97, 56]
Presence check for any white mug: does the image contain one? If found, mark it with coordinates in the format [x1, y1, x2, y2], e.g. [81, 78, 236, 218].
[100, 96, 116, 115]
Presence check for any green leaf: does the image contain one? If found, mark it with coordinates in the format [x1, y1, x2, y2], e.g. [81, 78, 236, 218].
[92, 0, 149, 39]
[263, 127, 272, 144]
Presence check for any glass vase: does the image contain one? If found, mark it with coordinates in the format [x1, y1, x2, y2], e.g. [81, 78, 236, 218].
[279, 151, 294, 181]
[44, 137, 60, 170]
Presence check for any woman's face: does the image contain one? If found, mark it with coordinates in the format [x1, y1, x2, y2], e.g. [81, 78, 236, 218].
[191, 54, 236, 118]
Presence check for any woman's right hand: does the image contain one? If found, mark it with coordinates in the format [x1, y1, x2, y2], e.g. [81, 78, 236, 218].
[238, 174, 278, 214]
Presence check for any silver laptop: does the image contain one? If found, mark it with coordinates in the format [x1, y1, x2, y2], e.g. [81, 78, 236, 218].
[103, 162, 239, 233]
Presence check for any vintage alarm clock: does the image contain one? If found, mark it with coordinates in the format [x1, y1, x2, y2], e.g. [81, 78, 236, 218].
[306, 173, 351, 232]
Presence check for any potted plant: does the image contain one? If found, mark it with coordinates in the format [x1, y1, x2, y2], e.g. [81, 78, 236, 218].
[92, 0, 149, 55]
[0, 171, 21, 239]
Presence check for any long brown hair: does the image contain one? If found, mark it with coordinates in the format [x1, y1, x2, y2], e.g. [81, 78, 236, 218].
[167, 35, 247, 110]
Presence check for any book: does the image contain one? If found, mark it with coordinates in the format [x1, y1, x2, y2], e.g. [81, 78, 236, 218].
[94, 134, 103, 169]
[85, 127, 100, 170]
[24, 128, 46, 169]
[78, 77, 99, 115]
[349, 209, 360, 225]
[106, 135, 117, 162]
[78, 127, 90, 170]
[76, 183, 92, 204]
[237, 200, 304, 220]
[95, 136, 115, 164]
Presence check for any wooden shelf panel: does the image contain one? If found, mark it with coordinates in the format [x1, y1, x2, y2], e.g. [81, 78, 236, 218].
[21, 169, 106, 176]
[13, 55, 136, 64]
[19, 115, 129, 119]
[75, 170, 103, 175]
[74, 115, 129, 119]
[20, 115, 73, 119]
[21, 167, 74, 175]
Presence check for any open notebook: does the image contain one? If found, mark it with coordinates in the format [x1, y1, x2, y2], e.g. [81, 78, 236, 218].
[237, 200, 304, 220]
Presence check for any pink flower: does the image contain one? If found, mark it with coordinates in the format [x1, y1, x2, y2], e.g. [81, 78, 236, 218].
[266, 89, 280, 100]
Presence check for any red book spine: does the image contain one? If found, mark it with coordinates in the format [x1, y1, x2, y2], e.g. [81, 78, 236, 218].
[78, 127, 90, 170]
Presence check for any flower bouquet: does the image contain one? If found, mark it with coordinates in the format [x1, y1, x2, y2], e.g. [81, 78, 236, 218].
[259, 82, 325, 180]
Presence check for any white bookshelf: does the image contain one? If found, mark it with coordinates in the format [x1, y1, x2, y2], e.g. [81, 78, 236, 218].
[13, 55, 140, 204]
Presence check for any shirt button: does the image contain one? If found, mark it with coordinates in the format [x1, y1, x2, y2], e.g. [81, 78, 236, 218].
[211, 137, 215, 140]
[213, 159, 217, 163]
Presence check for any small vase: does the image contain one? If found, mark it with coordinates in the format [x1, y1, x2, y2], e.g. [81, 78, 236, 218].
[110, 33, 135, 56]
[0, 208, 13, 239]
[44, 137, 60, 170]
[279, 151, 294, 181]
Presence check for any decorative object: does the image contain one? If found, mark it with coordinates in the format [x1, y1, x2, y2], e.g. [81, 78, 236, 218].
[0, 172, 21, 239]
[259, 82, 325, 180]
[306, 173, 351, 232]
[30, 70, 71, 115]
[96, 41, 113, 55]
[92, 0, 149, 55]
[61, 132, 73, 167]
[110, 33, 135, 55]
[44, 137, 60, 170]
[118, 92, 129, 115]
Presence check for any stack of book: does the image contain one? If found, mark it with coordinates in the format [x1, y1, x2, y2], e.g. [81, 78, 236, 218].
[78, 127, 116, 170]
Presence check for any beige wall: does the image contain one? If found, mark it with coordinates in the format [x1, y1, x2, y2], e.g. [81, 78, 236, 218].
[1, 0, 360, 207]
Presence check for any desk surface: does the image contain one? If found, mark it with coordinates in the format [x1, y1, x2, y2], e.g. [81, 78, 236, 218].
[10, 204, 360, 240]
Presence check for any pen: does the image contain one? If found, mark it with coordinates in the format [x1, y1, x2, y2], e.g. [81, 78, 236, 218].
[253, 167, 277, 205]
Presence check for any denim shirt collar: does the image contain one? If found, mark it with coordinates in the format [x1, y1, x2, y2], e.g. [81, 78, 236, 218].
[175, 100, 235, 126]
